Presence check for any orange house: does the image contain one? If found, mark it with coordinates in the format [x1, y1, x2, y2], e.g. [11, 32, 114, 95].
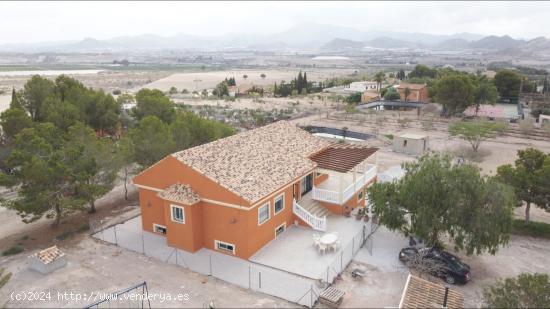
[133, 121, 378, 260]
[396, 82, 429, 103]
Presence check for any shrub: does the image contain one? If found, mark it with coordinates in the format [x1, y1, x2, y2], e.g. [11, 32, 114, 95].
[0, 268, 12, 289]
[2, 245, 23, 256]
[512, 219, 550, 239]
[483, 273, 550, 308]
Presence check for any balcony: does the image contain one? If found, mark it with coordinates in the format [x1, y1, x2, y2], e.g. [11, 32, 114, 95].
[312, 164, 377, 205]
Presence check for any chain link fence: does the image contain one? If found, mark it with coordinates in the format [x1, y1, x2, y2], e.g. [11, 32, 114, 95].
[90, 216, 325, 308]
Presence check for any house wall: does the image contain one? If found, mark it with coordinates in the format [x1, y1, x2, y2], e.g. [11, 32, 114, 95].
[134, 156, 312, 260]
[398, 87, 429, 103]
[162, 200, 204, 253]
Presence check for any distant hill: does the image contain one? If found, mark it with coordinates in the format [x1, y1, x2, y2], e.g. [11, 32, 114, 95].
[0, 22, 546, 54]
[364, 37, 420, 49]
[435, 38, 470, 50]
[468, 35, 525, 50]
[321, 38, 365, 51]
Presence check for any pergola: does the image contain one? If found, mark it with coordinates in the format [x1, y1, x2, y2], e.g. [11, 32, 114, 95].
[309, 144, 379, 205]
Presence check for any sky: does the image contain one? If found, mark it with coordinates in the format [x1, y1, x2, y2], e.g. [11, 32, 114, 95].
[1, 1, 549, 44]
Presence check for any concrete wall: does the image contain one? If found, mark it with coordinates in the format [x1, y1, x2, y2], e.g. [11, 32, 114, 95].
[392, 136, 428, 156]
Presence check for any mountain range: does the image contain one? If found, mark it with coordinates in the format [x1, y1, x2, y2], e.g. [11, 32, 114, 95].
[0, 22, 547, 54]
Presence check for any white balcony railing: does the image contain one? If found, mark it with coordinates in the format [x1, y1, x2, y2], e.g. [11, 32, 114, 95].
[292, 199, 327, 231]
[312, 165, 377, 205]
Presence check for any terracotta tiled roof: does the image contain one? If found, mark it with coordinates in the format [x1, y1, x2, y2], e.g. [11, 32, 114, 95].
[158, 183, 200, 205]
[399, 275, 464, 309]
[172, 121, 330, 204]
[397, 83, 427, 90]
[30, 246, 65, 265]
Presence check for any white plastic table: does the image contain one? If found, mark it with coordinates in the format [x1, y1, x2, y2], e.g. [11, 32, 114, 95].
[320, 233, 338, 246]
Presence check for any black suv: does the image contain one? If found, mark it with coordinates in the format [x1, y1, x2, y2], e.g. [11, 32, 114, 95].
[399, 247, 471, 284]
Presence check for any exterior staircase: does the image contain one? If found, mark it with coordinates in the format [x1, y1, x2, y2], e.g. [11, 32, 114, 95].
[292, 198, 328, 231]
[301, 199, 330, 218]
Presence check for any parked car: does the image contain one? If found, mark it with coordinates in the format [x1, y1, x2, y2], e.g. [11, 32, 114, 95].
[399, 247, 471, 284]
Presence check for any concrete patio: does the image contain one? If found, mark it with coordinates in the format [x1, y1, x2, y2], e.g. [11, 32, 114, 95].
[250, 215, 367, 281]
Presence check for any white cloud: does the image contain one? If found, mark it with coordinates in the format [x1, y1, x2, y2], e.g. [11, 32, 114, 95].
[0, 1, 549, 44]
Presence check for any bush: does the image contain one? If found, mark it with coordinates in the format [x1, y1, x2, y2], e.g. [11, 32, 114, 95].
[2, 245, 24, 256]
[483, 273, 550, 308]
[0, 268, 12, 289]
[512, 219, 550, 239]
[384, 134, 394, 140]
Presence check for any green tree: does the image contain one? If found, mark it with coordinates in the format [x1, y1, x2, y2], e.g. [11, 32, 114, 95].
[494, 69, 522, 100]
[345, 92, 362, 104]
[9, 87, 22, 109]
[133, 88, 175, 123]
[368, 153, 515, 254]
[374, 71, 385, 93]
[384, 87, 401, 100]
[408, 65, 438, 79]
[129, 116, 176, 167]
[1, 123, 85, 226]
[41, 96, 81, 131]
[483, 273, 550, 308]
[116, 136, 136, 201]
[448, 120, 507, 152]
[497, 148, 549, 224]
[474, 80, 498, 115]
[404, 87, 411, 102]
[168, 86, 178, 95]
[396, 69, 406, 80]
[67, 123, 119, 213]
[0, 108, 33, 140]
[260, 73, 266, 79]
[19, 75, 55, 121]
[432, 74, 475, 116]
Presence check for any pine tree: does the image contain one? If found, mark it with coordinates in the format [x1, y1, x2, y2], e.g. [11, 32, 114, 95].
[303, 72, 308, 93]
[9, 87, 22, 109]
[297, 71, 303, 94]
[273, 82, 278, 97]
[543, 76, 549, 94]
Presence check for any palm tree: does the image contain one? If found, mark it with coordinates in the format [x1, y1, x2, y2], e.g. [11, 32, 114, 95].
[374, 71, 385, 93]
[404, 87, 411, 102]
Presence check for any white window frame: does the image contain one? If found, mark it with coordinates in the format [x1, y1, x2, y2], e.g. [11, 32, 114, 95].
[153, 223, 167, 234]
[274, 194, 285, 215]
[214, 240, 236, 255]
[170, 204, 185, 224]
[274, 222, 286, 237]
[258, 202, 270, 225]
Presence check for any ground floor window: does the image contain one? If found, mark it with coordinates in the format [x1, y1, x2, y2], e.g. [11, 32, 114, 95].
[215, 240, 235, 254]
[153, 224, 167, 235]
[275, 223, 286, 237]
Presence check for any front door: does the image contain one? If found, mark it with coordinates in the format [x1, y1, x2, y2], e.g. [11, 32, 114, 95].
[300, 173, 313, 197]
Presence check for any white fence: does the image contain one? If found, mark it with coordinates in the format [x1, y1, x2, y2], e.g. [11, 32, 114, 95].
[91, 217, 324, 308]
[313, 165, 378, 205]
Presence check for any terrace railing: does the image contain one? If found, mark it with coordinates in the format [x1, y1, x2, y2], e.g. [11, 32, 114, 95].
[312, 165, 377, 205]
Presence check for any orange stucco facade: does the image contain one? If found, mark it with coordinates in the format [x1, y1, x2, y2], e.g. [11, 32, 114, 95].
[134, 155, 376, 260]
[134, 155, 318, 259]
